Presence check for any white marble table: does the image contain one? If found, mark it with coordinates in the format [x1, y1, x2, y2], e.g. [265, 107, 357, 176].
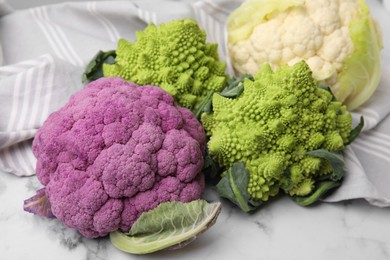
[1, 170, 390, 260]
[1, 0, 390, 259]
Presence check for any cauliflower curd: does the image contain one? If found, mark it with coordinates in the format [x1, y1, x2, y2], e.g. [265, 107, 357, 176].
[32, 77, 206, 238]
[228, 0, 383, 110]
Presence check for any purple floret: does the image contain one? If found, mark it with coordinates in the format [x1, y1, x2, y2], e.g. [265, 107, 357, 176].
[30, 77, 206, 238]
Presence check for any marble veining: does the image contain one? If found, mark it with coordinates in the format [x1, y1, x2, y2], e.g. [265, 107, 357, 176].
[0, 169, 387, 259]
[83, 238, 109, 260]
[2, 171, 390, 260]
[47, 220, 82, 250]
[253, 219, 272, 235]
[25, 177, 43, 193]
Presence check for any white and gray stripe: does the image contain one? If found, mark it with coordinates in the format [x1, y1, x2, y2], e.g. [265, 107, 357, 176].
[0, 60, 45, 79]
[0, 54, 55, 176]
[136, 6, 158, 25]
[353, 108, 380, 131]
[30, 6, 84, 67]
[87, 1, 121, 43]
[353, 131, 390, 163]
[192, 0, 236, 75]
[0, 141, 35, 176]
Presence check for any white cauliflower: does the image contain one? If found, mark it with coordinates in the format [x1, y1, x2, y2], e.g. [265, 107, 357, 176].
[227, 0, 383, 110]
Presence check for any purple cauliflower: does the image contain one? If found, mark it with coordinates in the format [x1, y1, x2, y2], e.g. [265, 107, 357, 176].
[27, 77, 206, 238]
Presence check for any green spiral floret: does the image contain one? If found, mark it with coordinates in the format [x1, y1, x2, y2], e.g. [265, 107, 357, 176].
[208, 131, 238, 167]
[307, 132, 325, 150]
[323, 131, 345, 151]
[203, 61, 354, 203]
[300, 157, 322, 175]
[289, 164, 305, 185]
[288, 178, 315, 196]
[104, 19, 227, 110]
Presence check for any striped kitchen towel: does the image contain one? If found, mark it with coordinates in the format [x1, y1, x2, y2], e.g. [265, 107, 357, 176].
[0, 0, 13, 65]
[0, 54, 82, 175]
[1, 0, 390, 207]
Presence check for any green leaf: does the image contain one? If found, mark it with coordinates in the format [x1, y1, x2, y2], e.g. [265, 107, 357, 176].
[317, 83, 331, 92]
[82, 50, 116, 84]
[346, 116, 364, 145]
[289, 150, 346, 206]
[317, 83, 337, 101]
[220, 74, 253, 98]
[306, 149, 345, 181]
[280, 169, 294, 191]
[291, 181, 341, 206]
[194, 90, 214, 120]
[194, 74, 253, 119]
[216, 162, 260, 212]
[336, 1, 383, 111]
[220, 83, 244, 98]
[110, 200, 221, 254]
[202, 149, 222, 183]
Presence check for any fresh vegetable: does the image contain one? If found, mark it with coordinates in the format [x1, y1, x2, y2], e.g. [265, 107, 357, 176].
[23, 188, 54, 218]
[201, 61, 363, 211]
[227, 0, 383, 110]
[110, 200, 221, 254]
[25, 77, 207, 238]
[82, 50, 116, 83]
[84, 19, 227, 111]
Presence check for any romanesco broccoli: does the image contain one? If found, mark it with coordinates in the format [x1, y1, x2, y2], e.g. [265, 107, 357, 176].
[103, 19, 227, 110]
[202, 61, 355, 203]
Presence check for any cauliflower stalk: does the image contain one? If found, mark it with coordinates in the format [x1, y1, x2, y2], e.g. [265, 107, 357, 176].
[25, 77, 207, 238]
[227, 0, 383, 110]
[84, 19, 227, 111]
[202, 61, 362, 211]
